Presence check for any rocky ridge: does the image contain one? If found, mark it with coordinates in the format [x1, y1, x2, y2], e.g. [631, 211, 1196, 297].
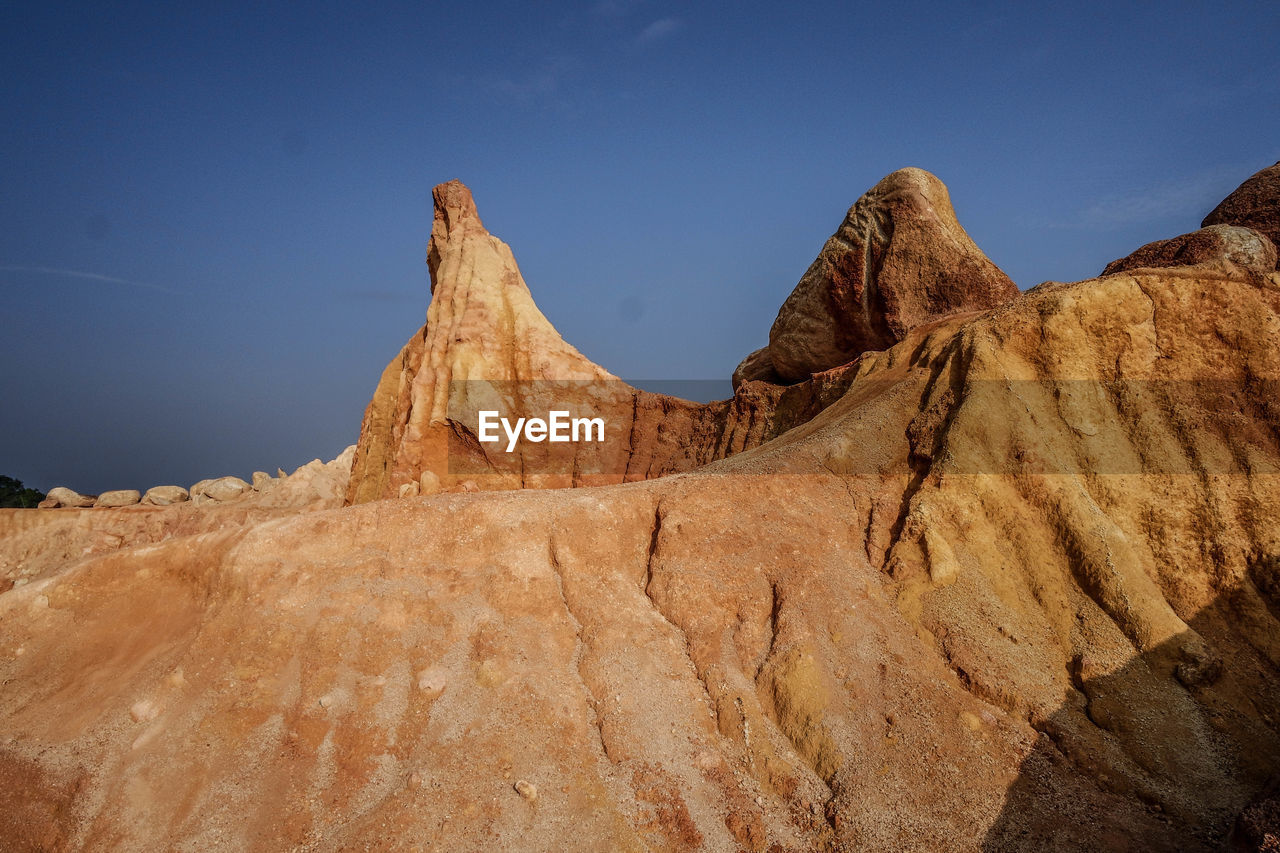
[1203, 160, 1280, 266]
[1, 162, 1279, 851]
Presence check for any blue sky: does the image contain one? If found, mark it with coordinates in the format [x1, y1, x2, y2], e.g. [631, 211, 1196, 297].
[2, 1, 1278, 493]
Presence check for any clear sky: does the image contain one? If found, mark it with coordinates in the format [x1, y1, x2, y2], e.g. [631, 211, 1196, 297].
[2, 1, 1278, 493]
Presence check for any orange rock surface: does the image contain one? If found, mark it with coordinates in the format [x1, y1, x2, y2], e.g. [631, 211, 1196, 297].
[3, 170, 1280, 851]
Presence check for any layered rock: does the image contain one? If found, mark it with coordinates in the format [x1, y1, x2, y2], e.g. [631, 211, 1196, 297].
[347, 182, 865, 503]
[1203, 160, 1280, 267]
[1103, 223, 1277, 277]
[751, 167, 1018, 384]
[5, 166, 1280, 851]
[3, 261, 1279, 850]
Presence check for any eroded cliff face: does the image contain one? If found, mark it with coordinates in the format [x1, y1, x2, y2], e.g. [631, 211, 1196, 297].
[344, 181, 868, 504]
[346, 171, 1018, 506]
[3, 167, 1280, 852]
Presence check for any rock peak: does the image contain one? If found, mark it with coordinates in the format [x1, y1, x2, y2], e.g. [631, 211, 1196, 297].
[737, 167, 1017, 386]
[428, 180, 483, 285]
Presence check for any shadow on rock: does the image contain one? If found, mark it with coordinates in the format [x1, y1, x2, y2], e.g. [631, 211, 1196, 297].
[982, 583, 1280, 851]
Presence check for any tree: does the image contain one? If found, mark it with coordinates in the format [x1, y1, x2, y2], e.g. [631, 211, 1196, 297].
[0, 476, 46, 508]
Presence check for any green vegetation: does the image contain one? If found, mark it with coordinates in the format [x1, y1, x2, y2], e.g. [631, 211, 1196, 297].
[0, 476, 46, 508]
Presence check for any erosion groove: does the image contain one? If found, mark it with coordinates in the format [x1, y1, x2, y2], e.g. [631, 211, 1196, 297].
[6, 163, 1280, 850]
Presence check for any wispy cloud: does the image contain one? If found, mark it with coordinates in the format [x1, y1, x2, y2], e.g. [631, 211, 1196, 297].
[483, 56, 578, 103]
[636, 17, 681, 44]
[1057, 165, 1250, 230]
[0, 265, 177, 294]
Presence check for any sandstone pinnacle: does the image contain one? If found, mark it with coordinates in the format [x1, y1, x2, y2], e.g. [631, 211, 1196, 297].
[755, 167, 1018, 383]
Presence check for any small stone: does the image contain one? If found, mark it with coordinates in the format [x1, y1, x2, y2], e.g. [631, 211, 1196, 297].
[399, 481, 420, 498]
[514, 780, 537, 802]
[417, 668, 447, 694]
[419, 471, 442, 495]
[37, 498, 57, 509]
[202, 477, 250, 502]
[141, 485, 189, 506]
[318, 694, 333, 708]
[810, 801, 822, 816]
[188, 479, 215, 500]
[130, 699, 160, 722]
[46, 486, 94, 508]
[251, 471, 275, 491]
[95, 489, 141, 507]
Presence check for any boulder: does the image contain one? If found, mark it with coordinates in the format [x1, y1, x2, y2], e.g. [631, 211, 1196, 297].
[766, 168, 1019, 382]
[731, 346, 781, 390]
[141, 485, 189, 506]
[201, 477, 250, 502]
[95, 489, 141, 508]
[251, 471, 275, 492]
[253, 446, 356, 509]
[1103, 224, 1277, 277]
[419, 470, 442, 495]
[44, 486, 94, 508]
[1203, 160, 1280, 268]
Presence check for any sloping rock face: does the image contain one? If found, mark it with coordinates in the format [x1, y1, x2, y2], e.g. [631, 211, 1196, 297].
[1203, 160, 1280, 267]
[2, 258, 1279, 850]
[4, 168, 1280, 851]
[758, 167, 1019, 383]
[346, 182, 864, 503]
[345, 180, 614, 503]
[1103, 223, 1277, 276]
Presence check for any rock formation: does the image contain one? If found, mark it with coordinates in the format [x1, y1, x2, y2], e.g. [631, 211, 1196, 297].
[345, 180, 617, 503]
[748, 167, 1019, 384]
[141, 485, 188, 506]
[1203, 160, 1280, 267]
[1103, 223, 1277, 276]
[94, 489, 140, 508]
[346, 182, 867, 503]
[2, 165, 1280, 851]
[42, 486, 95, 508]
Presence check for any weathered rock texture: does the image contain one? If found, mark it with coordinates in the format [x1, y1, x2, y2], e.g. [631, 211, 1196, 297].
[1203, 160, 1280, 268]
[141, 486, 188, 506]
[346, 182, 865, 503]
[94, 490, 141, 508]
[1103, 223, 1277, 277]
[3, 171, 1280, 852]
[43, 487, 95, 508]
[757, 167, 1019, 383]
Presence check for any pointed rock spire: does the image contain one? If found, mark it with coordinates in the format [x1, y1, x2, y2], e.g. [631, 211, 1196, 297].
[346, 180, 615, 503]
[745, 168, 1018, 385]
